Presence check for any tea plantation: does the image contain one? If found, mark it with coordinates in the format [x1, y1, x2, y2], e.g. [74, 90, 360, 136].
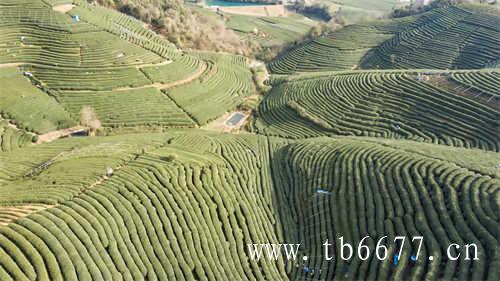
[0, 120, 34, 152]
[274, 137, 499, 281]
[252, 71, 499, 151]
[0, 0, 498, 280]
[0, 131, 498, 280]
[0, 0, 255, 129]
[269, 5, 500, 74]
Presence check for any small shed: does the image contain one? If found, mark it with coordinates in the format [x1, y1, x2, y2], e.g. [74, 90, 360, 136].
[72, 15, 80, 22]
[106, 167, 114, 177]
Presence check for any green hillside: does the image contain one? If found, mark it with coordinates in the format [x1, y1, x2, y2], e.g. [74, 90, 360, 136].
[251, 71, 499, 151]
[275, 137, 499, 281]
[268, 18, 410, 74]
[0, 119, 35, 152]
[0, 0, 498, 280]
[269, 5, 500, 74]
[0, 131, 498, 280]
[0, 68, 75, 134]
[0, 132, 289, 280]
[361, 5, 500, 70]
[0, 0, 255, 130]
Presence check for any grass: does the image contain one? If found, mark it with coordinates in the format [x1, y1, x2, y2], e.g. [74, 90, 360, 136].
[0, 67, 75, 134]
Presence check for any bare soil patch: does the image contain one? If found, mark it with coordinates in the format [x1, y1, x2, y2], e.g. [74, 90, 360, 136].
[217, 5, 287, 17]
[0, 62, 23, 68]
[36, 125, 87, 144]
[0, 204, 53, 226]
[204, 111, 250, 132]
[427, 74, 499, 110]
[52, 4, 75, 13]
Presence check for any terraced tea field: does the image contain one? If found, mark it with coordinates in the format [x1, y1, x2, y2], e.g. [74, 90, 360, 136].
[0, 0, 255, 131]
[269, 5, 500, 74]
[0, 120, 34, 152]
[450, 71, 499, 102]
[0, 0, 498, 280]
[274, 138, 499, 280]
[0, 132, 289, 280]
[167, 53, 255, 125]
[252, 71, 499, 151]
[362, 6, 500, 70]
[268, 17, 414, 74]
[0, 131, 498, 280]
[0, 68, 75, 134]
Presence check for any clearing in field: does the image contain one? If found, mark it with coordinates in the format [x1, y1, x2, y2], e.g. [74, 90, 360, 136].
[214, 4, 287, 17]
[52, 4, 75, 13]
[204, 111, 249, 132]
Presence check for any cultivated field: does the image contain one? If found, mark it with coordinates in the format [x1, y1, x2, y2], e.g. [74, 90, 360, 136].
[0, 0, 498, 280]
[252, 71, 499, 151]
[269, 5, 500, 74]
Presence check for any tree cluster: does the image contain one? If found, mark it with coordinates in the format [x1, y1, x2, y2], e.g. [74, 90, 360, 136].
[88, 0, 256, 55]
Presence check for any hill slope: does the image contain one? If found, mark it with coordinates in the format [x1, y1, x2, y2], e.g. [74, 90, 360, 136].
[274, 137, 499, 280]
[0, 131, 498, 280]
[0, 0, 255, 131]
[251, 71, 499, 151]
[268, 5, 500, 74]
[0, 132, 288, 280]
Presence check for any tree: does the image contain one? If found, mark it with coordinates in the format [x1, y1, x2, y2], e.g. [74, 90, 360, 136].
[79, 106, 102, 136]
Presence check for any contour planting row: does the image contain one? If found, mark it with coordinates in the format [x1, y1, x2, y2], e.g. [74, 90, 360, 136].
[167, 53, 255, 125]
[0, 133, 168, 204]
[450, 71, 500, 101]
[273, 139, 499, 281]
[252, 72, 499, 150]
[361, 6, 500, 69]
[1, 1, 255, 131]
[0, 133, 287, 281]
[0, 0, 164, 67]
[55, 87, 195, 128]
[0, 120, 34, 152]
[72, 31, 163, 67]
[26, 65, 151, 91]
[140, 54, 202, 85]
[267, 19, 411, 74]
[0, 67, 75, 134]
[71, 0, 180, 60]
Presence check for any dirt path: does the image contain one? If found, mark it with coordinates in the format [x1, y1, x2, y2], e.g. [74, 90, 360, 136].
[135, 59, 172, 69]
[0, 62, 24, 68]
[108, 61, 208, 92]
[52, 4, 75, 13]
[0, 57, 171, 70]
[158, 61, 208, 89]
[0, 204, 54, 226]
[36, 125, 87, 144]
